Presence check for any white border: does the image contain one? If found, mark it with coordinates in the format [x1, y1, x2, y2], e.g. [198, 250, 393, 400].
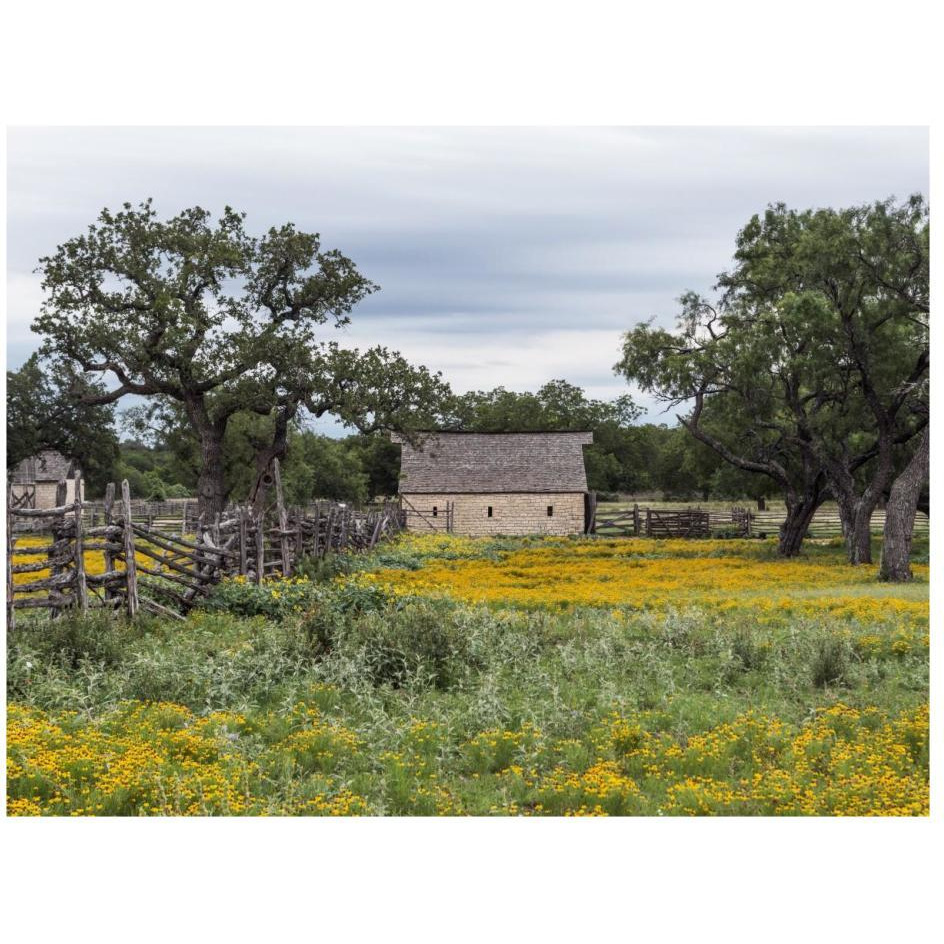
[1, 1, 939, 940]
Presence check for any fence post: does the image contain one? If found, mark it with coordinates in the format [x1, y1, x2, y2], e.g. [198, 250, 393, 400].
[102, 483, 116, 607]
[255, 514, 265, 585]
[239, 506, 248, 576]
[48, 480, 69, 619]
[121, 480, 139, 618]
[73, 473, 88, 614]
[272, 458, 291, 577]
[6, 484, 14, 630]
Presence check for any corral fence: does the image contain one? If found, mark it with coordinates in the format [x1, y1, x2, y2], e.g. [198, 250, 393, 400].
[588, 501, 930, 539]
[6, 459, 405, 627]
[399, 497, 455, 533]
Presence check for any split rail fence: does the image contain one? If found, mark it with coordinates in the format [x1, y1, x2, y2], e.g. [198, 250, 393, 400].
[7, 460, 405, 627]
[589, 503, 930, 539]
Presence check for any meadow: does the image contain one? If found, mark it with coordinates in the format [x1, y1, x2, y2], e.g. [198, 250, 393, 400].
[6, 532, 929, 816]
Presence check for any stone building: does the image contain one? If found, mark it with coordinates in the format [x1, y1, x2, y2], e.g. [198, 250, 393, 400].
[10, 449, 84, 509]
[391, 431, 593, 536]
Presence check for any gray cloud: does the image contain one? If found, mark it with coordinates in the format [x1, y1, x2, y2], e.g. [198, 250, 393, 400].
[7, 126, 929, 433]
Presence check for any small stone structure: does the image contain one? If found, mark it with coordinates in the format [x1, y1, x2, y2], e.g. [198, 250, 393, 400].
[391, 431, 593, 536]
[10, 449, 84, 509]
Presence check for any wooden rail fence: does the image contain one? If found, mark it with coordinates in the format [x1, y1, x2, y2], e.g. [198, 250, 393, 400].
[589, 502, 930, 539]
[7, 460, 405, 627]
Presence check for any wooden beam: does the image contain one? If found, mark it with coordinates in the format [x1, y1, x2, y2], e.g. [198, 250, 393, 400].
[121, 480, 139, 618]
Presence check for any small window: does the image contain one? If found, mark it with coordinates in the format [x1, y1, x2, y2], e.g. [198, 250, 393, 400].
[487, 506, 493, 518]
[547, 505, 554, 517]
[432, 506, 438, 517]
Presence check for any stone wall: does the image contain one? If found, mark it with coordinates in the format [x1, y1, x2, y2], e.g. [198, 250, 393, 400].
[17, 480, 82, 509]
[402, 492, 586, 536]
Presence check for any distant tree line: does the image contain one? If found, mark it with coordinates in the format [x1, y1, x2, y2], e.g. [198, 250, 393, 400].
[7, 359, 777, 506]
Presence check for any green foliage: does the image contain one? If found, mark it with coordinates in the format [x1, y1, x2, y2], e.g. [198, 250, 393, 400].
[6, 354, 120, 495]
[810, 634, 854, 689]
[616, 196, 929, 554]
[281, 431, 369, 505]
[202, 577, 322, 620]
[33, 200, 452, 515]
[334, 599, 484, 691]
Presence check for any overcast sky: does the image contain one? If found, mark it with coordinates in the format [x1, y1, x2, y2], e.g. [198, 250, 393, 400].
[6, 126, 929, 433]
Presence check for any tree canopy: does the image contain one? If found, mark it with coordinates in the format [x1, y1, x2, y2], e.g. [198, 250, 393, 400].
[6, 354, 120, 494]
[616, 195, 929, 559]
[34, 201, 451, 517]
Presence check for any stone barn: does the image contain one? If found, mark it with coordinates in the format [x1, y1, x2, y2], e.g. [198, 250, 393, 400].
[391, 431, 593, 536]
[10, 449, 84, 509]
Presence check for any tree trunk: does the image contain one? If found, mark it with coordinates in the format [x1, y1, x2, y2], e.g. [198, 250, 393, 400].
[847, 499, 878, 565]
[834, 486, 855, 539]
[828, 445, 895, 565]
[185, 397, 228, 521]
[879, 427, 929, 582]
[248, 404, 298, 516]
[197, 430, 227, 521]
[778, 497, 820, 557]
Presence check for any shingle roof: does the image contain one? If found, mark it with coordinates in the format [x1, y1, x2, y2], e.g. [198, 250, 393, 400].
[11, 450, 77, 483]
[390, 431, 593, 493]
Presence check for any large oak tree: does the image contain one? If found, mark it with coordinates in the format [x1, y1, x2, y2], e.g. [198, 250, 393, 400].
[34, 201, 450, 518]
[616, 196, 929, 561]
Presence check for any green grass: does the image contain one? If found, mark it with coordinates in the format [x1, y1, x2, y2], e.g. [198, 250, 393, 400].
[6, 536, 929, 816]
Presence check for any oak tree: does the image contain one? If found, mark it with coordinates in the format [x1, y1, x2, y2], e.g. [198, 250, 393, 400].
[34, 201, 450, 518]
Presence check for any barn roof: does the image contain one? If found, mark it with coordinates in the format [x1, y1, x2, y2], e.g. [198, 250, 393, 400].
[11, 449, 78, 483]
[390, 431, 593, 493]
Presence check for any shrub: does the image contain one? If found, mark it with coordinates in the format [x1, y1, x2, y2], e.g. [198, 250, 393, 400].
[731, 627, 767, 672]
[202, 575, 320, 620]
[337, 599, 483, 690]
[293, 552, 357, 584]
[810, 635, 853, 688]
[8, 610, 134, 670]
[295, 580, 391, 656]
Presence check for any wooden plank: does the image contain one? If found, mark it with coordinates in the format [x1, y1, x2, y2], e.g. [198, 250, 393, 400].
[137, 577, 195, 608]
[11, 543, 60, 556]
[136, 560, 207, 593]
[131, 524, 238, 558]
[138, 594, 187, 621]
[73, 473, 88, 614]
[13, 596, 77, 609]
[121, 480, 139, 618]
[11, 554, 73, 574]
[255, 515, 265, 584]
[239, 506, 248, 576]
[272, 459, 292, 577]
[6, 484, 14, 629]
[85, 570, 128, 585]
[10, 503, 74, 518]
[132, 542, 215, 580]
[13, 572, 76, 594]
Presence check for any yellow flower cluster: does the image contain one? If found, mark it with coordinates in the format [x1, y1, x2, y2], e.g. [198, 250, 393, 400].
[357, 536, 929, 622]
[7, 701, 367, 816]
[526, 704, 929, 816]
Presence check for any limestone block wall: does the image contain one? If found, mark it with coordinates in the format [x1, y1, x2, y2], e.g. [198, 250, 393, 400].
[29, 480, 82, 509]
[402, 492, 586, 536]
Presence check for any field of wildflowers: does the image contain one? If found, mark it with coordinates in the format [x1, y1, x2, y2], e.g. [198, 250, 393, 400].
[7, 532, 929, 816]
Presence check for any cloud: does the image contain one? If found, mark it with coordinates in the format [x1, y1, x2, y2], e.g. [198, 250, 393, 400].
[6, 126, 929, 425]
